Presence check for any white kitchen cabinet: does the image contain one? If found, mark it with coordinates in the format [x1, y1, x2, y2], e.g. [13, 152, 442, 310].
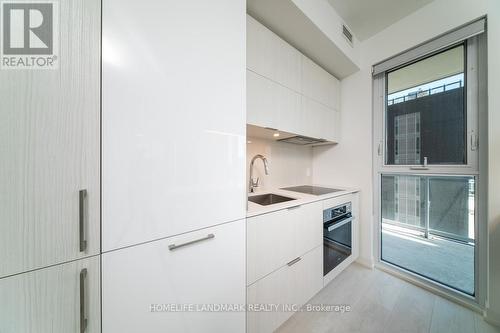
[246, 16, 341, 143]
[301, 96, 341, 142]
[247, 209, 294, 285]
[301, 55, 340, 110]
[247, 245, 323, 333]
[102, 220, 246, 333]
[293, 202, 323, 258]
[0, 0, 101, 278]
[247, 70, 302, 133]
[247, 201, 322, 285]
[247, 15, 302, 92]
[0, 256, 101, 333]
[102, 0, 246, 251]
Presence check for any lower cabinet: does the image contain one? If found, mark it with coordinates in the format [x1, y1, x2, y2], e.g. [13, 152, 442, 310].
[247, 245, 323, 333]
[247, 201, 322, 285]
[0, 256, 101, 333]
[102, 220, 246, 333]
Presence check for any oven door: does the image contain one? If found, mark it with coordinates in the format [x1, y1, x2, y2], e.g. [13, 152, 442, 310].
[323, 214, 352, 276]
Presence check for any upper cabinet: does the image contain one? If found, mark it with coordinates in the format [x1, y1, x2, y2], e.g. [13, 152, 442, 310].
[247, 15, 301, 92]
[102, 0, 247, 251]
[246, 15, 341, 144]
[301, 56, 340, 111]
[0, 0, 101, 278]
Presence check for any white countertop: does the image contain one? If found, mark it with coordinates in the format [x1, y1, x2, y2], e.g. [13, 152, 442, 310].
[246, 185, 359, 218]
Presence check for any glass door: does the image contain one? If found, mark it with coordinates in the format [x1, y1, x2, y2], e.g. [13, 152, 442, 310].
[373, 34, 485, 300]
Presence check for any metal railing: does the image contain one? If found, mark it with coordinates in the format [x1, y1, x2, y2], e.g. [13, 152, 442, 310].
[388, 80, 463, 106]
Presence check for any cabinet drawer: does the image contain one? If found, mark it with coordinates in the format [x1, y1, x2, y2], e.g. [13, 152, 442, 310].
[247, 209, 294, 285]
[0, 256, 101, 333]
[102, 220, 246, 333]
[293, 201, 323, 258]
[247, 245, 322, 333]
[247, 201, 322, 285]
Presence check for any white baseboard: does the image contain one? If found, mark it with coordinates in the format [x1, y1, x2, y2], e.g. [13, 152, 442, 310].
[355, 256, 374, 269]
[485, 308, 500, 328]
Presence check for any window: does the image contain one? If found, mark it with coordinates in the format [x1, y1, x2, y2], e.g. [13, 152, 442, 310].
[385, 45, 466, 166]
[373, 19, 486, 302]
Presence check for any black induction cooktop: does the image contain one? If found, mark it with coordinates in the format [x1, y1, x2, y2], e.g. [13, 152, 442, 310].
[280, 185, 343, 195]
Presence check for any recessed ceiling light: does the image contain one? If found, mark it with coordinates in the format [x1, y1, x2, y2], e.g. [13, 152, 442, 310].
[273, 132, 280, 137]
[247, 140, 252, 144]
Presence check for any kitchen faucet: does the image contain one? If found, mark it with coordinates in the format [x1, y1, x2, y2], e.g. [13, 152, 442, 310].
[249, 154, 269, 193]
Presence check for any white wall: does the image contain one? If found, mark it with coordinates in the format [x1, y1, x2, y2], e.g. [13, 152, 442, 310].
[312, 68, 373, 267]
[247, 137, 313, 192]
[312, 0, 500, 323]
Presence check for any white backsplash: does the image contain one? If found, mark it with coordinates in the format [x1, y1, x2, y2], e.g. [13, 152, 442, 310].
[246, 137, 313, 192]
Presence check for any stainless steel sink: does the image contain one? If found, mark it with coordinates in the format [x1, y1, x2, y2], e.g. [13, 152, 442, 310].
[248, 193, 296, 206]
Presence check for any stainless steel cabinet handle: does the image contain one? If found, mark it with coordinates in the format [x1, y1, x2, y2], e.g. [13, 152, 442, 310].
[79, 268, 88, 333]
[168, 234, 215, 251]
[287, 257, 302, 266]
[287, 205, 301, 210]
[79, 190, 87, 252]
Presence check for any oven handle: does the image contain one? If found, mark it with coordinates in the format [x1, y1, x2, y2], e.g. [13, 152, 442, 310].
[325, 217, 353, 232]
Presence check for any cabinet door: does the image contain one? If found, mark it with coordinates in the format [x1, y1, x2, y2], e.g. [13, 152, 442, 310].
[247, 70, 301, 133]
[293, 201, 323, 257]
[247, 245, 322, 333]
[247, 15, 301, 92]
[301, 55, 340, 110]
[102, 0, 246, 251]
[247, 209, 295, 285]
[0, 256, 101, 333]
[102, 220, 246, 333]
[0, 0, 101, 278]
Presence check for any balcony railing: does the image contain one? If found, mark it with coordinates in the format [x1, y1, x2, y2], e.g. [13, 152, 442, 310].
[388, 80, 463, 106]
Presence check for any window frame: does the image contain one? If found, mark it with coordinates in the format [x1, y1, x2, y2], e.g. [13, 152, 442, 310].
[375, 40, 479, 175]
[372, 33, 487, 307]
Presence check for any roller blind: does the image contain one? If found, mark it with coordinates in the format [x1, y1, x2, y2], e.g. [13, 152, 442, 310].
[372, 17, 485, 76]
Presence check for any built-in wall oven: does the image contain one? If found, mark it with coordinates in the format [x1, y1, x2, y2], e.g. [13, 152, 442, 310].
[323, 202, 353, 276]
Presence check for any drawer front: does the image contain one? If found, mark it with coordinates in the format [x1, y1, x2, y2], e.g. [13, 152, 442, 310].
[247, 209, 295, 285]
[102, 220, 246, 333]
[293, 201, 323, 257]
[247, 201, 323, 285]
[247, 245, 322, 333]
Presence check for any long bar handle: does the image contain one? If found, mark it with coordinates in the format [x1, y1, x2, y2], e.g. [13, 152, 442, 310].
[287, 257, 302, 267]
[168, 234, 215, 251]
[79, 268, 88, 333]
[326, 217, 354, 232]
[79, 190, 87, 252]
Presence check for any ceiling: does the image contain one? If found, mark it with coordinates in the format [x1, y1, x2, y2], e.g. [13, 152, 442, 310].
[327, 0, 435, 41]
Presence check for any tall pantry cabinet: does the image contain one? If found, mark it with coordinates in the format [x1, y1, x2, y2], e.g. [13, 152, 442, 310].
[101, 0, 247, 332]
[0, 0, 247, 332]
[0, 0, 101, 332]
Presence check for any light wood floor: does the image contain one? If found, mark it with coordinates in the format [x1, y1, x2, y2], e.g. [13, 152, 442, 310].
[277, 263, 500, 333]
